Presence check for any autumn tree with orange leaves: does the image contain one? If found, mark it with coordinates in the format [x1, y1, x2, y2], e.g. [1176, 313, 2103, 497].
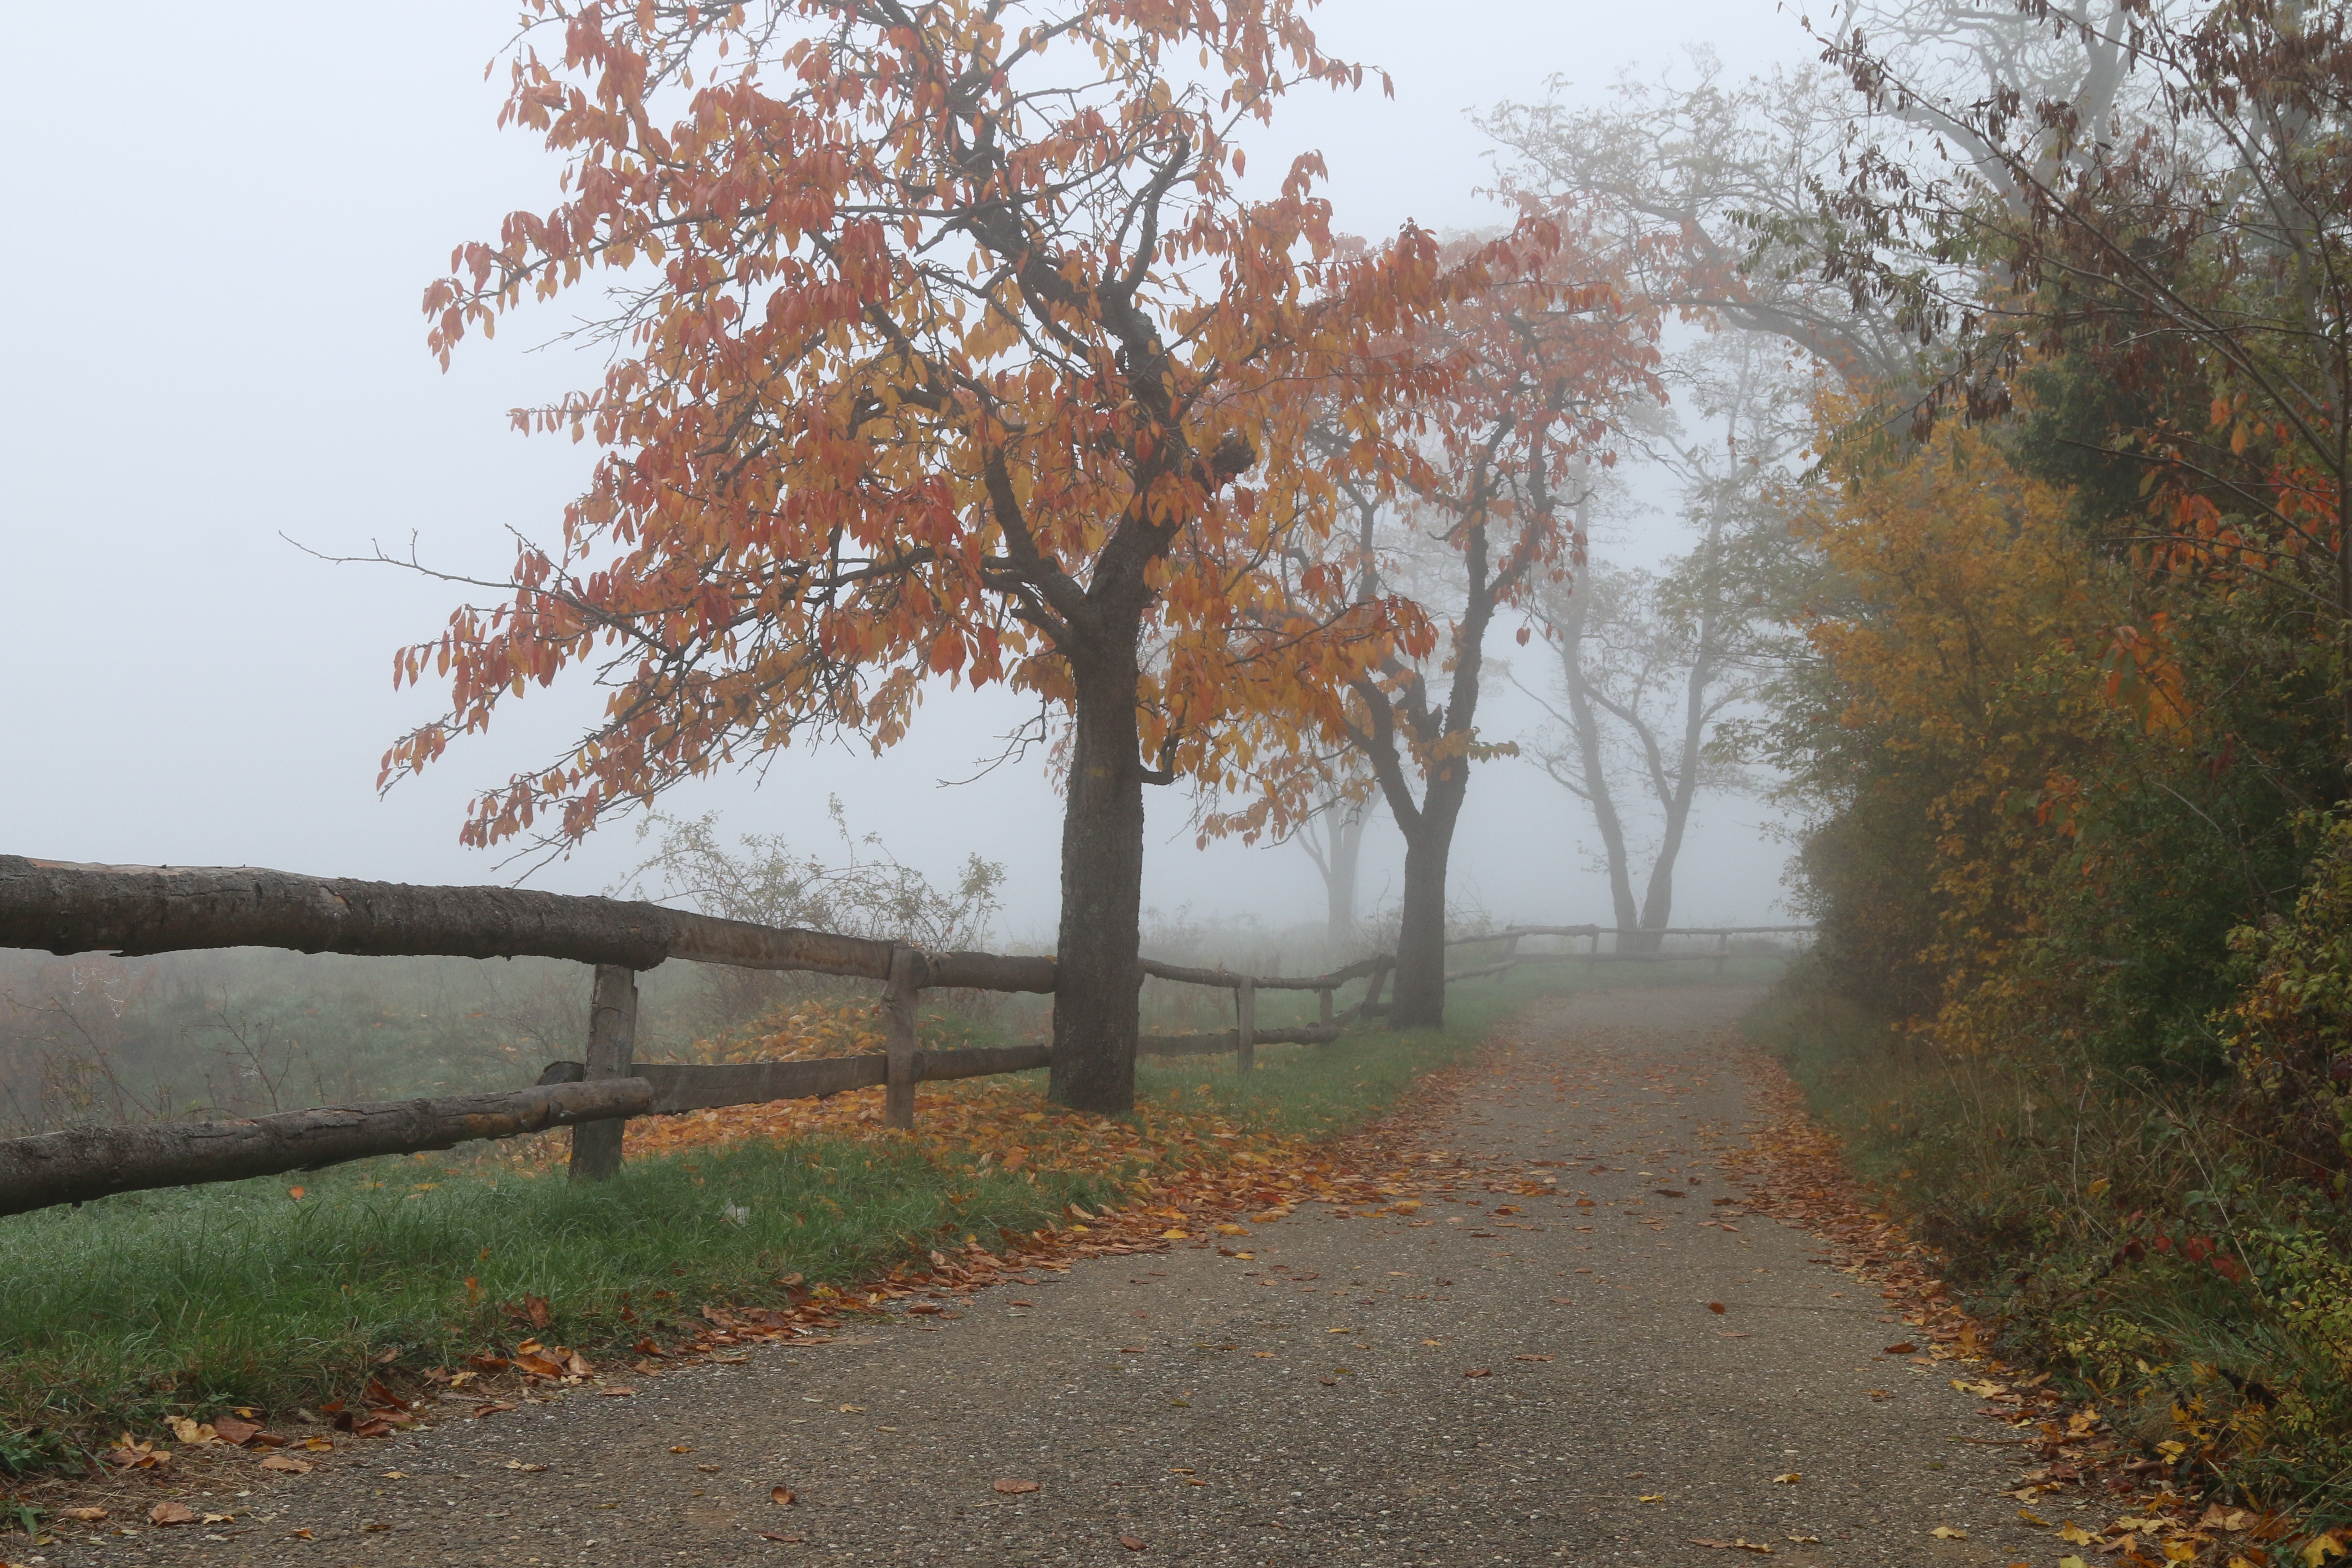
[386, 0, 1455, 1112]
[1204, 215, 1663, 1026]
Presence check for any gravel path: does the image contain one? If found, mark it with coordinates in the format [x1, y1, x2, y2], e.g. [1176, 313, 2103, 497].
[37, 983, 2059, 1566]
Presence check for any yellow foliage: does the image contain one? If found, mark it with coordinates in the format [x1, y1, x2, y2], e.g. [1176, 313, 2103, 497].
[1795, 407, 2124, 1047]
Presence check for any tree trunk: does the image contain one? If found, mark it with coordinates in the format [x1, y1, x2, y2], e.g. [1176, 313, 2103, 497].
[1635, 649, 1717, 941]
[1049, 641, 1147, 1113]
[1390, 760, 1470, 1026]
[1390, 818, 1452, 1028]
[1555, 589, 1643, 936]
[1320, 802, 1367, 954]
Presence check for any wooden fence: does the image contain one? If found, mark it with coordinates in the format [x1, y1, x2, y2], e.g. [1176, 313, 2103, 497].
[0, 854, 1807, 1217]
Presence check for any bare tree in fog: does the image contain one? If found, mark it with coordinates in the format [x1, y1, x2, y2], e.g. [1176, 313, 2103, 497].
[1295, 770, 1379, 957]
[1525, 333, 1806, 946]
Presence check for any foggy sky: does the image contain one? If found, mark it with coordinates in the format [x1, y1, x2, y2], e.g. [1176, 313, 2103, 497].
[2, 2, 1818, 943]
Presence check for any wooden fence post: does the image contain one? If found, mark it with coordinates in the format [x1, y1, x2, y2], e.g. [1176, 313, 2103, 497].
[1363, 959, 1390, 1018]
[569, 963, 637, 1182]
[1713, 931, 1730, 979]
[1234, 977, 1256, 1075]
[1317, 987, 1334, 1027]
[1586, 930, 1600, 971]
[883, 944, 929, 1130]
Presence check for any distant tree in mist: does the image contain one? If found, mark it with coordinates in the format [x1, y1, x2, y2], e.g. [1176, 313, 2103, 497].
[1523, 334, 1806, 943]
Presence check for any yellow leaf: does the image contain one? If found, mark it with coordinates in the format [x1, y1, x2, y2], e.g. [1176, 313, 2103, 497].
[1931, 1526, 1968, 1540]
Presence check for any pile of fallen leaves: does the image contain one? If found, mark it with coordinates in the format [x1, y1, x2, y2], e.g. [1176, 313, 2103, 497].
[1730, 1041, 2338, 1567]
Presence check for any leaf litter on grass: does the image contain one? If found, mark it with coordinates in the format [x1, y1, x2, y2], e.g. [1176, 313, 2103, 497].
[1727, 1030, 2310, 1567]
[4, 1054, 1464, 1525]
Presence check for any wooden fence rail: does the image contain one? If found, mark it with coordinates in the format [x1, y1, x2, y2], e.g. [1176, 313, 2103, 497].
[0, 854, 1807, 1211]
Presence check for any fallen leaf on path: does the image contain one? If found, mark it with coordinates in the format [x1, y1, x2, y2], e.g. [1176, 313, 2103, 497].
[757, 1533, 805, 1544]
[836, 1405, 864, 1413]
[993, 1479, 1041, 1495]
[1214, 1224, 1250, 1236]
[1931, 1526, 1968, 1539]
[473, 1402, 518, 1418]
[504, 1461, 547, 1473]
[598, 1387, 636, 1398]
[1772, 1473, 1800, 1483]
[211, 1417, 263, 1446]
[1009, 1300, 1036, 1308]
[258, 1455, 310, 1474]
[1718, 1331, 1752, 1339]
[670, 1446, 694, 1454]
[1119, 1535, 1146, 1551]
[1547, 1296, 1574, 1305]
[288, 1528, 313, 1540]
[2018, 1509, 2052, 1526]
[302, 1436, 334, 1451]
[1867, 1389, 1892, 1400]
[2057, 1557, 2088, 1568]
[1514, 1354, 1554, 1362]
[2058, 1524, 2097, 1544]
[1464, 1367, 1492, 1378]
[1253, 1352, 1275, 1358]
[148, 1503, 194, 1527]
[1707, 1302, 1726, 1314]
[61, 1507, 106, 1522]
[1787, 1536, 1819, 1546]
[1688, 1537, 1774, 1553]
[1639, 1494, 1665, 1504]
[697, 1464, 722, 1473]
[770, 1485, 795, 1506]
[1883, 1342, 1918, 1354]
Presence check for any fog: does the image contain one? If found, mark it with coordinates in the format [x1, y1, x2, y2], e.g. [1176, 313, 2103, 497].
[1, 2, 1817, 942]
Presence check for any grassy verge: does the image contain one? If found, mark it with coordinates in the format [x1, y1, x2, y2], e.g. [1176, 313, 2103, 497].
[0, 960, 1767, 1485]
[1747, 959, 2352, 1521]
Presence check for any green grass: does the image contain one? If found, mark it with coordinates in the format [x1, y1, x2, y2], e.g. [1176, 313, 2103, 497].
[0, 959, 1770, 1488]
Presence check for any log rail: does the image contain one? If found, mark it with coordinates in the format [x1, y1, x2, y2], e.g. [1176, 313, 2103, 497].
[0, 855, 1804, 1212]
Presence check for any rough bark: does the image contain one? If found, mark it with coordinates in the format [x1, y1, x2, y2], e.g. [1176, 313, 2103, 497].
[882, 945, 928, 1129]
[1390, 807, 1459, 1027]
[0, 855, 905, 980]
[569, 964, 639, 1181]
[0, 1079, 652, 1219]
[1049, 641, 1148, 1114]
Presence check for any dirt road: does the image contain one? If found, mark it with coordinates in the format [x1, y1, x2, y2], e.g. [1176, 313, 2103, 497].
[38, 984, 2056, 1566]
